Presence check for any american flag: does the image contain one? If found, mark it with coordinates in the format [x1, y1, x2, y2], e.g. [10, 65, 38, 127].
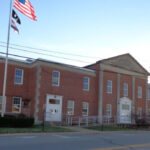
[14, 0, 37, 21]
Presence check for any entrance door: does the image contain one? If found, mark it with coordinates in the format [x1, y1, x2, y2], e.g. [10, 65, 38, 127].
[45, 95, 62, 122]
[119, 97, 131, 124]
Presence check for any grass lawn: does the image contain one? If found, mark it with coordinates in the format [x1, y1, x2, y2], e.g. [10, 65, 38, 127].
[87, 125, 137, 131]
[0, 126, 73, 134]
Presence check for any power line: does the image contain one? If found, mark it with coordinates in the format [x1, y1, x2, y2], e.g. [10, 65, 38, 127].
[0, 41, 102, 59]
[0, 51, 36, 60]
[0, 45, 93, 64]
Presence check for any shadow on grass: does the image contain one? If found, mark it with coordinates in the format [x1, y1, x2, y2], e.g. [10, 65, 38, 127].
[86, 125, 138, 131]
[0, 126, 73, 134]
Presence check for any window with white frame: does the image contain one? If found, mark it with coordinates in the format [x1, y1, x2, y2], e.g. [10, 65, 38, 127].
[138, 86, 142, 98]
[82, 102, 88, 116]
[83, 77, 90, 91]
[147, 109, 150, 117]
[107, 80, 112, 94]
[148, 89, 150, 100]
[14, 69, 23, 84]
[67, 101, 74, 115]
[137, 107, 142, 118]
[123, 83, 128, 97]
[0, 96, 2, 112]
[12, 97, 22, 113]
[106, 104, 112, 117]
[52, 71, 60, 86]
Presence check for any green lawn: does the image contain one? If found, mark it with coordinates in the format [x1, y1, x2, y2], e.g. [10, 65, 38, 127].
[0, 126, 73, 134]
[87, 125, 137, 131]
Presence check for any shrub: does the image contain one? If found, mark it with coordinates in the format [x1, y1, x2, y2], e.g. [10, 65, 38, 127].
[0, 115, 34, 128]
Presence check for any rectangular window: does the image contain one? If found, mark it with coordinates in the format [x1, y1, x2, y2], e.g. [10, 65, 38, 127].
[83, 77, 90, 91]
[148, 89, 150, 100]
[137, 107, 142, 118]
[106, 104, 112, 117]
[123, 83, 128, 97]
[14, 69, 23, 84]
[0, 96, 2, 112]
[147, 109, 150, 117]
[67, 101, 74, 115]
[138, 86, 142, 98]
[122, 104, 130, 110]
[82, 102, 88, 116]
[107, 80, 112, 94]
[12, 97, 22, 113]
[52, 71, 60, 86]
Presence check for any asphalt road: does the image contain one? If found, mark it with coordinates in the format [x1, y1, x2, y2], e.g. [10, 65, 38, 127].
[1, 132, 150, 150]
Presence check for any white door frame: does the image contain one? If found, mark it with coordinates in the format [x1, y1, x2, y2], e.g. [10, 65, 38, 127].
[118, 97, 132, 124]
[45, 94, 63, 122]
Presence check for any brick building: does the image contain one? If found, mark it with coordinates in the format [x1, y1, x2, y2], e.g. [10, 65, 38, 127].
[0, 53, 149, 124]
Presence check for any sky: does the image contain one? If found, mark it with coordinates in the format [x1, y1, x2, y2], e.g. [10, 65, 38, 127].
[1, 0, 150, 72]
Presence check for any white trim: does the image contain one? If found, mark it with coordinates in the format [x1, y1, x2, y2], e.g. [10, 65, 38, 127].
[12, 97, 22, 113]
[106, 104, 112, 117]
[137, 107, 142, 118]
[107, 80, 112, 94]
[82, 102, 89, 116]
[83, 77, 90, 91]
[45, 94, 63, 122]
[0, 96, 2, 112]
[14, 68, 24, 85]
[52, 71, 60, 87]
[138, 86, 142, 99]
[67, 100, 74, 115]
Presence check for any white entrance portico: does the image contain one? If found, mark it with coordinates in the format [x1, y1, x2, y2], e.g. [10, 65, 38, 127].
[118, 97, 132, 124]
[45, 94, 63, 122]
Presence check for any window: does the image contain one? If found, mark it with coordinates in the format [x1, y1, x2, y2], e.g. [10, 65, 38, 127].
[137, 107, 142, 118]
[49, 99, 60, 104]
[138, 86, 142, 98]
[123, 83, 128, 97]
[12, 97, 22, 113]
[148, 89, 150, 100]
[107, 80, 112, 94]
[67, 101, 74, 115]
[14, 69, 23, 84]
[106, 104, 112, 117]
[147, 109, 150, 117]
[52, 71, 60, 86]
[0, 96, 2, 112]
[83, 77, 90, 91]
[122, 104, 130, 110]
[82, 102, 88, 116]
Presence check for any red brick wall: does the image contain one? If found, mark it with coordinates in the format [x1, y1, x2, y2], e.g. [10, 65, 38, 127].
[135, 78, 147, 115]
[103, 71, 117, 116]
[120, 74, 132, 99]
[37, 65, 98, 121]
[0, 62, 36, 117]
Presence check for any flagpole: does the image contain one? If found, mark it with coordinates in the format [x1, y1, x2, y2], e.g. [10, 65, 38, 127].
[1, 0, 13, 117]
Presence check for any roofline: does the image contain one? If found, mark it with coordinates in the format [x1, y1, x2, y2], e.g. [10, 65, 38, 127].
[96, 53, 150, 75]
[0, 56, 95, 73]
[37, 58, 95, 73]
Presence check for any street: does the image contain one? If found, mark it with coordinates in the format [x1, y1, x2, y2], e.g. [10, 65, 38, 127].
[0, 131, 150, 150]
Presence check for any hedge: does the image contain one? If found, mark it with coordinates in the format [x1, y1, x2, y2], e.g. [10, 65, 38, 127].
[0, 115, 34, 128]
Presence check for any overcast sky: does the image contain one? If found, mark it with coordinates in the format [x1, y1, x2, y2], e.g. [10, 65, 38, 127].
[1, 0, 150, 72]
